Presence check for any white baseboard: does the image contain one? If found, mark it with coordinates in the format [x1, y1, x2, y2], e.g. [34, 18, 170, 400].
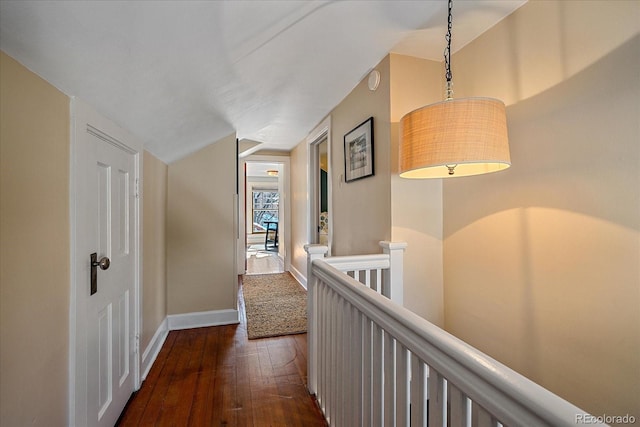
[140, 318, 168, 381]
[289, 264, 307, 290]
[167, 309, 239, 331]
[139, 309, 239, 383]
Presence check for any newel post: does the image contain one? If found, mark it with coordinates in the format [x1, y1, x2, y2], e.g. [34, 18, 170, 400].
[304, 244, 328, 395]
[379, 241, 408, 305]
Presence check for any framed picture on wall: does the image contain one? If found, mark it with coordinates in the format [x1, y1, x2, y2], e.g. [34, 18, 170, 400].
[344, 117, 374, 183]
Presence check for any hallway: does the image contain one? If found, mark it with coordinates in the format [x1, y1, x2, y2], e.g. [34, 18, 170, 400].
[116, 278, 325, 426]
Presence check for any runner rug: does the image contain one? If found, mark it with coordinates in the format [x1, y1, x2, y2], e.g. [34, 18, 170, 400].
[242, 272, 307, 339]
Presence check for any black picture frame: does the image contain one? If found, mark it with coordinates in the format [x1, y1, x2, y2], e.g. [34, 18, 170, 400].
[344, 117, 374, 183]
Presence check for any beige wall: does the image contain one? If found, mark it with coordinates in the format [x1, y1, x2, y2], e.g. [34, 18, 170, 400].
[330, 55, 392, 255]
[0, 51, 70, 426]
[167, 133, 238, 315]
[289, 54, 446, 323]
[444, 1, 639, 420]
[289, 55, 394, 280]
[389, 54, 444, 324]
[142, 150, 168, 349]
[290, 139, 309, 278]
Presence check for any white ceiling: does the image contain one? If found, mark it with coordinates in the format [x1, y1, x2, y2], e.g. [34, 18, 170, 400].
[246, 162, 280, 178]
[0, 0, 526, 163]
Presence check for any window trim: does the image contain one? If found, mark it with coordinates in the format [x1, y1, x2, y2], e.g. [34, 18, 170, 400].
[251, 189, 279, 234]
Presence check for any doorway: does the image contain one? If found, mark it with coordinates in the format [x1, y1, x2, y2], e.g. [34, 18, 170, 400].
[238, 155, 290, 275]
[245, 161, 284, 274]
[316, 138, 329, 246]
[308, 116, 332, 254]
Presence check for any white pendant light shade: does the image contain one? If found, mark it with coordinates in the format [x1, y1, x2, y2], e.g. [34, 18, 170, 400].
[399, 97, 511, 178]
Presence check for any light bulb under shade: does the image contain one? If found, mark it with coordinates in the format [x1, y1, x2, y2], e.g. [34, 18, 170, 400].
[399, 97, 511, 178]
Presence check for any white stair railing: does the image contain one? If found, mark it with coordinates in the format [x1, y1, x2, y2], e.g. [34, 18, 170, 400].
[304, 244, 607, 427]
[305, 241, 407, 303]
[305, 241, 407, 399]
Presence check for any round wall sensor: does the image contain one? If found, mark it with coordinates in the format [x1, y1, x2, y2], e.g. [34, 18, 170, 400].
[368, 70, 380, 91]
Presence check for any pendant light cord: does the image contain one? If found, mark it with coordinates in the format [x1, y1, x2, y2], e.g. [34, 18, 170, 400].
[444, 0, 453, 99]
[444, 0, 455, 173]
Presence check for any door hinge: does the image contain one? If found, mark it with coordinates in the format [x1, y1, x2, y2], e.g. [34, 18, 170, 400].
[134, 333, 140, 355]
[135, 178, 140, 199]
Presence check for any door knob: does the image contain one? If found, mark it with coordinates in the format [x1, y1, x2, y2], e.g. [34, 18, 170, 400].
[90, 253, 110, 295]
[92, 256, 110, 270]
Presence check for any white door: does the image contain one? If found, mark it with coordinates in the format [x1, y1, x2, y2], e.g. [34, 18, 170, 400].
[72, 100, 139, 427]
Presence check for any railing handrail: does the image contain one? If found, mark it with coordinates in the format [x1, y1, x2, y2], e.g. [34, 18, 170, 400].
[324, 253, 390, 272]
[310, 258, 606, 427]
[305, 241, 407, 304]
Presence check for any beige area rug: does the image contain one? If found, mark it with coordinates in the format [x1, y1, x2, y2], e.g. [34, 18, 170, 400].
[242, 273, 307, 339]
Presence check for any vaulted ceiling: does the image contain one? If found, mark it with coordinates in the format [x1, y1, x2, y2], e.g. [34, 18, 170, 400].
[0, 0, 525, 163]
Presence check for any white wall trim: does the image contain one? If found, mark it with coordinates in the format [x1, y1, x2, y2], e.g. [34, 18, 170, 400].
[68, 96, 79, 427]
[306, 115, 333, 256]
[289, 264, 308, 290]
[167, 309, 239, 331]
[292, 273, 306, 292]
[140, 318, 169, 381]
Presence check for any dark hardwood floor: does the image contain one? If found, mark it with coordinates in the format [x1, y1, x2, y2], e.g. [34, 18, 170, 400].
[117, 277, 327, 426]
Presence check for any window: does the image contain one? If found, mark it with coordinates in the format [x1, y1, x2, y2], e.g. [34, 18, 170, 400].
[252, 190, 279, 233]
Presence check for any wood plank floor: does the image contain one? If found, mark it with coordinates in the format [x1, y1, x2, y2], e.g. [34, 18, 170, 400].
[116, 277, 327, 426]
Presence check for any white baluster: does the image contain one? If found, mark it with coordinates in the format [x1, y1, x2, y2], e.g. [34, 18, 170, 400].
[428, 368, 446, 427]
[362, 314, 373, 427]
[304, 244, 328, 395]
[318, 283, 326, 410]
[328, 288, 337, 424]
[373, 324, 383, 427]
[410, 354, 427, 427]
[352, 305, 363, 427]
[384, 331, 396, 426]
[396, 343, 409, 426]
[396, 342, 409, 427]
[475, 402, 500, 427]
[339, 296, 348, 426]
[449, 383, 470, 427]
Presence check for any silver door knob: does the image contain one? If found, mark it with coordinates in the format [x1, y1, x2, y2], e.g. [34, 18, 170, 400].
[92, 256, 110, 270]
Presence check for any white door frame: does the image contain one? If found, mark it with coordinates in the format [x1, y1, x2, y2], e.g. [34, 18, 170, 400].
[237, 155, 291, 274]
[307, 115, 332, 255]
[69, 97, 142, 426]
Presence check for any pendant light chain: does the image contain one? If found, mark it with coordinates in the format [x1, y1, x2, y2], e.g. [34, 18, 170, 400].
[444, 0, 454, 100]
